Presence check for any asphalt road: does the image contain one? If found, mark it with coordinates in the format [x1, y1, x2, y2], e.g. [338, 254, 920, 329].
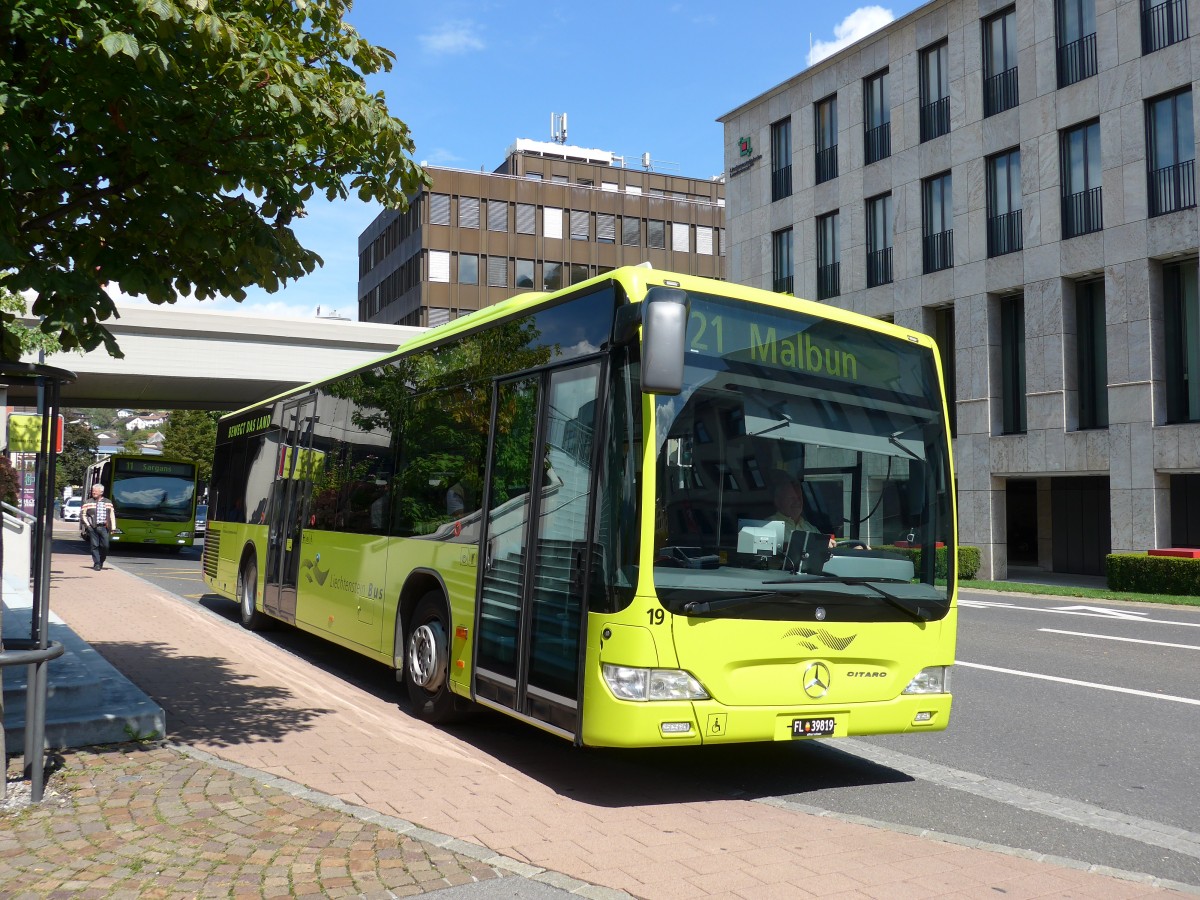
[69, 529, 1200, 891]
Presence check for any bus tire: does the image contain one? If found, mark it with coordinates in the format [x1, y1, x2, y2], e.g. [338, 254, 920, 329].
[404, 591, 468, 723]
[237, 556, 271, 631]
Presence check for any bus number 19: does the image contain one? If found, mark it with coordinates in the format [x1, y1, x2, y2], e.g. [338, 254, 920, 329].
[648, 608, 665, 625]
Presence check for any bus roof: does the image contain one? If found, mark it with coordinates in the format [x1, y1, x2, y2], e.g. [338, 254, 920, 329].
[221, 266, 939, 420]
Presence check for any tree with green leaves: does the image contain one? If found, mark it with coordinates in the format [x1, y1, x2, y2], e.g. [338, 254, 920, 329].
[0, 0, 425, 359]
[0, 286, 60, 356]
[56, 420, 99, 493]
[160, 409, 219, 485]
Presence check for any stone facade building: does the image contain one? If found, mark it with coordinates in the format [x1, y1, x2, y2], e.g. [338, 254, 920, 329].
[720, 0, 1200, 578]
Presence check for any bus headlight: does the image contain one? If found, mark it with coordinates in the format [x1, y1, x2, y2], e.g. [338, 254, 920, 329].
[903, 666, 951, 694]
[602, 664, 710, 701]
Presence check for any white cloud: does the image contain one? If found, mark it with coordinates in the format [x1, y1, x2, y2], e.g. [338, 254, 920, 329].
[419, 21, 485, 55]
[807, 6, 894, 66]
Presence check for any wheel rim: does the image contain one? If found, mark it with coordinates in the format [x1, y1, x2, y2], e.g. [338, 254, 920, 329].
[408, 620, 447, 692]
[240, 567, 255, 618]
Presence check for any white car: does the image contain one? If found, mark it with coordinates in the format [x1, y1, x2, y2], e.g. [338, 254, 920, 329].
[62, 497, 82, 521]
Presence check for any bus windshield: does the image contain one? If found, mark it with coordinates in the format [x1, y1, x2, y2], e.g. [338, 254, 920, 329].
[652, 292, 954, 622]
[111, 458, 197, 522]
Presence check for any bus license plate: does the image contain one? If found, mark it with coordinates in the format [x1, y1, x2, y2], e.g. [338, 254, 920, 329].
[792, 717, 835, 738]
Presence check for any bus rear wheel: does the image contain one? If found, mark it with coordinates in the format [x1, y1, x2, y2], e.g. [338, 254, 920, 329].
[404, 592, 467, 723]
[237, 557, 270, 631]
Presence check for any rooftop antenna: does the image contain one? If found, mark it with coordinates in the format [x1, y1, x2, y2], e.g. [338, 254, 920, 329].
[551, 112, 568, 145]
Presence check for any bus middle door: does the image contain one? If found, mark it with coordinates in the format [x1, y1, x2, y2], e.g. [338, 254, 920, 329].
[474, 361, 602, 740]
[264, 394, 316, 624]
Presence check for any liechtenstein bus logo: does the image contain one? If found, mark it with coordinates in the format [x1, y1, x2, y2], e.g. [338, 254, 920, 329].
[738, 136, 753, 157]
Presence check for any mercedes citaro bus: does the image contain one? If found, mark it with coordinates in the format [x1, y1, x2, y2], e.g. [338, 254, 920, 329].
[203, 267, 957, 747]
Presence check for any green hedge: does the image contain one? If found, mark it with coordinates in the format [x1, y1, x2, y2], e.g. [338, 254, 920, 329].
[1107, 553, 1200, 596]
[877, 545, 981, 580]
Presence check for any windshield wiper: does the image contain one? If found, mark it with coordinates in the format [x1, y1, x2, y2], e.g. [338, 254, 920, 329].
[764, 574, 945, 622]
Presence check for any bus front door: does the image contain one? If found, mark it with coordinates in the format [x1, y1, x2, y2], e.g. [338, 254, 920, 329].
[474, 362, 602, 739]
[264, 394, 316, 624]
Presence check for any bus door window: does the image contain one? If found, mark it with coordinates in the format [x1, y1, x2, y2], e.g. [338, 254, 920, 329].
[525, 362, 601, 708]
[476, 376, 539, 695]
[265, 395, 316, 621]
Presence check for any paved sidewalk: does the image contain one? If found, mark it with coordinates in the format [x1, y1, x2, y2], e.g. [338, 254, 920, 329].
[8, 557, 1194, 898]
[1, 743, 511, 898]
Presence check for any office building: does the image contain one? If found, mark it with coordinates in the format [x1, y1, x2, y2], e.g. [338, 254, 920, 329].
[720, 0, 1200, 578]
[357, 138, 725, 328]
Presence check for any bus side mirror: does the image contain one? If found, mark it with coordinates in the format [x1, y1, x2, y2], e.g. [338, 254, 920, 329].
[640, 287, 688, 395]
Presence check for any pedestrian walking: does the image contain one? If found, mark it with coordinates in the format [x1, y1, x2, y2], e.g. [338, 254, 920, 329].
[82, 484, 116, 570]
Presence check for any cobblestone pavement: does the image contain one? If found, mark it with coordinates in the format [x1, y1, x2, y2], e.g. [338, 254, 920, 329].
[0, 743, 507, 899]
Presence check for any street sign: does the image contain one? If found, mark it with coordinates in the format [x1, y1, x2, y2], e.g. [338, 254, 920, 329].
[8, 412, 65, 453]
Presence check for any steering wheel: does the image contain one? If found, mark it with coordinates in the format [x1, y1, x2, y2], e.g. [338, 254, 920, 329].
[835, 539, 868, 550]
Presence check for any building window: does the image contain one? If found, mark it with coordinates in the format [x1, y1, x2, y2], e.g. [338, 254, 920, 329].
[922, 172, 953, 274]
[933, 307, 957, 437]
[597, 213, 616, 243]
[771, 117, 792, 201]
[1164, 261, 1200, 423]
[516, 203, 535, 234]
[816, 212, 840, 300]
[696, 227, 714, 256]
[1061, 120, 1102, 238]
[1057, 0, 1097, 87]
[621, 217, 640, 246]
[543, 262, 563, 292]
[672, 222, 690, 253]
[515, 259, 534, 289]
[459, 196, 480, 229]
[1142, 0, 1187, 54]
[987, 148, 1023, 257]
[866, 193, 893, 287]
[486, 200, 507, 232]
[544, 207, 563, 240]
[772, 228, 793, 295]
[429, 193, 451, 226]
[458, 253, 478, 286]
[920, 41, 950, 141]
[1147, 89, 1196, 217]
[815, 95, 838, 184]
[1000, 295, 1027, 434]
[428, 250, 450, 283]
[486, 256, 507, 288]
[648, 219, 666, 249]
[569, 264, 589, 285]
[864, 69, 891, 165]
[983, 7, 1019, 117]
[1075, 280, 1108, 429]
[570, 210, 589, 241]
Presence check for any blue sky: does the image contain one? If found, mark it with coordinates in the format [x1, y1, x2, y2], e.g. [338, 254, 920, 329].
[117, 1, 922, 320]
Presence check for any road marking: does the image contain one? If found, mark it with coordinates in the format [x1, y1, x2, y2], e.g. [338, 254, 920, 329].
[959, 598, 1200, 628]
[1052, 604, 1149, 620]
[1039, 628, 1200, 651]
[958, 661, 1200, 706]
[836, 739, 1200, 862]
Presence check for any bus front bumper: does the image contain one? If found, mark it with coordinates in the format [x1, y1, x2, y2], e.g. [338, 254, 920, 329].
[579, 691, 952, 748]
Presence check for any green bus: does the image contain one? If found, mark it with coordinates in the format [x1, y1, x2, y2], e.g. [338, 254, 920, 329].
[203, 267, 958, 747]
[83, 455, 199, 549]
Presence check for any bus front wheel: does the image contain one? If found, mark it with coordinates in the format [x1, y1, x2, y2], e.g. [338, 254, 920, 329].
[237, 557, 270, 631]
[404, 592, 465, 723]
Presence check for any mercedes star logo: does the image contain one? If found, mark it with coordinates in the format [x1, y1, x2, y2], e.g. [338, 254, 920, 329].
[803, 661, 831, 699]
